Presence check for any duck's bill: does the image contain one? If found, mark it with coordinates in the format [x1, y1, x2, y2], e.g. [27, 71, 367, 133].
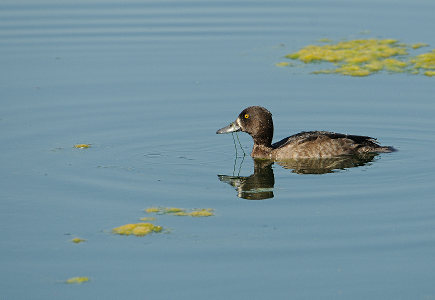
[216, 122, 241, 134]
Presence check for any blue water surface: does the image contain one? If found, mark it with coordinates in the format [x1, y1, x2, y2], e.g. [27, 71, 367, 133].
[1, 0, 435, 299]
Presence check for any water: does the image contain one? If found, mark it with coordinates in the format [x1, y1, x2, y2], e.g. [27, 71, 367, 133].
[1, 0, 435, 299]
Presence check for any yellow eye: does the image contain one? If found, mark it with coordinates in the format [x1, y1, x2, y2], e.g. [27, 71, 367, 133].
[244, 114, 249, 119]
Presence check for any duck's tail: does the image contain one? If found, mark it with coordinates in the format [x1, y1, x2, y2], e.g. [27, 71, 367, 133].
[374, 145, 396, 153]
[358, 144, 397, 153]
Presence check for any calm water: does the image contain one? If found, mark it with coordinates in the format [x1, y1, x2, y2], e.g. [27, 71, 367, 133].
[1, 0, 435, 299]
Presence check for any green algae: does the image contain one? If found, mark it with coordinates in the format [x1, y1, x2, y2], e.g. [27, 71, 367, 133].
[112, 222, 163, 237]
[71, 237, 86, 244]
[73, 144, 91, 149]
[411, 43, 429, 49]
[144, 207, 214, 217]
[411, 49, 435, 75]
[112, 207, 214, 238]
[65, 276, 89, 284]
[139, 216, 156, 221]
[275, 62, 292, 67]
[281, 38, 434, 77]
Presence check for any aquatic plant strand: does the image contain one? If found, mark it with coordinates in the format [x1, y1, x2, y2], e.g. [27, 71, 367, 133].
[235, 132, 246, 156]
[232, 151, 245, 177]
[231, 132, 246, 176]
[232, 132, 246, 157]
[231, 132, 239, 157]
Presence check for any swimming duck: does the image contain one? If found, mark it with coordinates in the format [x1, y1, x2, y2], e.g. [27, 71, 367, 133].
[216, 106, 395, 159]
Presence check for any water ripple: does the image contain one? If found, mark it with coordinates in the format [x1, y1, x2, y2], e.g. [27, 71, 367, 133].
[0, 1, 324, 48]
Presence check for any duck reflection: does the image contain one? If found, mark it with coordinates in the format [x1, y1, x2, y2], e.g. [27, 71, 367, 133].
[218, 154, 377, 200]
[277, 153, 377, 174]
[218, 159, 275, 200]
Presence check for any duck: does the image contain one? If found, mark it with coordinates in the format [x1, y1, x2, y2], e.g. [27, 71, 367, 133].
[216, 106, 395, 159]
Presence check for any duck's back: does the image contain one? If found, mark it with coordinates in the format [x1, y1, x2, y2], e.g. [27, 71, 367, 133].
[271, 131, 394, 159]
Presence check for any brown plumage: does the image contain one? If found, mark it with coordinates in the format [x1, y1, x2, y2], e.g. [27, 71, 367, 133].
[216, 106, 396, 159]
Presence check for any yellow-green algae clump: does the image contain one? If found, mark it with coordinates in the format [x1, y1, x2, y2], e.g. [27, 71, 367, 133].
[145, 207, 214, 217]
[187, 209, 214, 217]
[139, 216, 156, 221]
[112, 222, 163, 237]
[73, 144, 91, 149]
[275, 62, 292, 67]
[65, 276, 89, 284]
[281, 38, 434, 77]
[411, 49, 435, 76]
[71, 237, 86, 244]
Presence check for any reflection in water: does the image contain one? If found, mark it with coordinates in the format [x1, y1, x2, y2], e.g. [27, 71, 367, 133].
[277, 153, 377, 174]
[218, 154, 377, 200]
[218, 159, 275, 200]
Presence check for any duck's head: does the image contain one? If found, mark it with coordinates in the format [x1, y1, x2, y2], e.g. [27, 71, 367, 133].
[216, 106, 274, 146]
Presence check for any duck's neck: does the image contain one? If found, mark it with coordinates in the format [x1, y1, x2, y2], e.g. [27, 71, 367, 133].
[251, 121, 273, 147]
[251, 133, 274, 158]
[250, 119, 274, 158]
[251, 143, 273, 159]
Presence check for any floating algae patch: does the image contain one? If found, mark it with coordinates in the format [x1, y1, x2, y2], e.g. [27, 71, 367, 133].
[162, 207, 185, 214]
[145, 207, 214, 217]
[412, 43, 429, 49]
[187, 209, 214, 217]
[275, 62, 292, 67]
[71, 237, 86, 244]
[285, 39, 407, 64]
[112, 222, 163, 237]
[65, 277, 89, 284]
[73, 144, 91, 149]
[282, 38, 434, 77]
[144, 207, 161, 213]
[139, 216, 156, 221]
[411, 49, 435, 76]
[171, 209, 214, 217]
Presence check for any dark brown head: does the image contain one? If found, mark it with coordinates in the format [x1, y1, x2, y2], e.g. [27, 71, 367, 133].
[216, 106, 274, 146]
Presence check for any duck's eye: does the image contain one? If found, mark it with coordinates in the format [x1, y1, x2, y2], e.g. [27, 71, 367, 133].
[244, 114, 249, 119]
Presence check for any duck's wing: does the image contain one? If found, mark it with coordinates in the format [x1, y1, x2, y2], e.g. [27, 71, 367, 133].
[272, 131, 394, 153]
[272, 131, 337, 148]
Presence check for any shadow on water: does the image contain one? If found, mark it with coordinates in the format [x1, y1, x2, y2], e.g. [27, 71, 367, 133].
[218, 154, 378, 200]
